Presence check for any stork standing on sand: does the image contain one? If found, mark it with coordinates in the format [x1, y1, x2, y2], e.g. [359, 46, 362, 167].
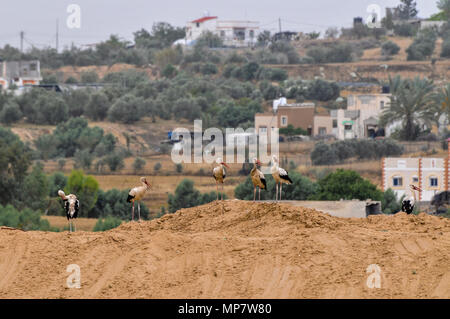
[250, 158, 266, 201]
[58, 190, 79, 232]
[213, 157, 230, 201]
[127, 177, 151, 221]
[271, 155, 292, 201]
[402, 184, 422, 215]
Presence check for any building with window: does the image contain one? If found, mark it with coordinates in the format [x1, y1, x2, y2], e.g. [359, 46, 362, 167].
[179, 15, 259, 47]
[0, 60, 42, 91]
[255, 103, 316, 139]
[382, 157, 448, 201]
[330, 93, 391, 140]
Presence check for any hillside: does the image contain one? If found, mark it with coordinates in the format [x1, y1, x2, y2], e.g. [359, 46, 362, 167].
[0, 201, 449, 298]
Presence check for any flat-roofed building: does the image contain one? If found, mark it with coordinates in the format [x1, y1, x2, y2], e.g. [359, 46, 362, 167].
[382, 157, 447, 201]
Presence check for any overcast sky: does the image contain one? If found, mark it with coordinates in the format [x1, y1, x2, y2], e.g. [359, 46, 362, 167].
[0, 0, 440, 50]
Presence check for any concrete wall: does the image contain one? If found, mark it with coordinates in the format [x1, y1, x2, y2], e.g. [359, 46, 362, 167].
[278, 106, 315, 133]
[283, 200, 381, 218]
[313, 115, 333, 136]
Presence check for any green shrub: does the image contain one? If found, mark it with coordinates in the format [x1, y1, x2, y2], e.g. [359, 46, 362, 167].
[394, 23, 418, 37]
[0, 204, 57, 231]
[93, 216, 122, 231]
[154, 162, 162, 172]
[312, 169, 383, 201]
[0, 102, 22, 124]
[65, 170, 99, 217]
[175, 163, 183, 174]
[108, 94, 144, 123]
[133, 157, 146, 173]
[406, 28, 438, 61]
[234, 172, 318, 201]
[104, 152, 125, 172]
[89, 188, 149, 219]
[311, 139, 403, 165]
[306, 43, 354, 63]
[382, 41, 400, 56]
[168, 179, 224, 213]
[381, 188, 402, 214]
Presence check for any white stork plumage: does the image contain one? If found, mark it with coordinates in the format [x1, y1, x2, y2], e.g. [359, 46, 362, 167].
[213, 157, 229, 201]
[58, 190, 79, 232]
[250, 158, 266, 201]
[402, 184, 422, 215]
[127, 177, 151, 221]
[271, 155, 293, 201]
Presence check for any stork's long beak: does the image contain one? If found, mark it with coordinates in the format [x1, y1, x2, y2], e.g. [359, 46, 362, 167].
[257, 160, 262, 166]
[222, 162, 230, 168]
[145, 181, 151, 188]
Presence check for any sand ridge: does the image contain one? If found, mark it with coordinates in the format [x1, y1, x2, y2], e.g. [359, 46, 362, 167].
[0, 200, 449, 298]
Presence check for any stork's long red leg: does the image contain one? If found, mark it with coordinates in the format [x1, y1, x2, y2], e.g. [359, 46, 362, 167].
[280, 183, 283, 201]
[138, 202, 141, 221]
[131, 201, 135, 221]
[216, 181, 219, 201]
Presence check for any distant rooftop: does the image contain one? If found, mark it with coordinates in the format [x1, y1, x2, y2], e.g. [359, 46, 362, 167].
[191, 16, 218, 23]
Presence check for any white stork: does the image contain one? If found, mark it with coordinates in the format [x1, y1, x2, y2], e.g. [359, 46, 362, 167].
[58, 190, 79, 233]
[271, 155, 293, 201]
[127, 177, 151, 221]
[402, 184, 422, 215]
[250, 158, 266, 201]
[213, 158, 230, 201]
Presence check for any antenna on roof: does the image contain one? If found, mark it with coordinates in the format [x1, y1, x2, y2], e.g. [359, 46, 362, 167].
[204, 10, 210, 17]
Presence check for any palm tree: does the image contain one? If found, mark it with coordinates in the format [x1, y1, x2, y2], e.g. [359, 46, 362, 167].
[380, 76, 435, 141]
[429, 83, 450, 131]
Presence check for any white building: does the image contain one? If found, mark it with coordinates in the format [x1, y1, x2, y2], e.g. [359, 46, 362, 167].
[331, 93, 391, 140]
[180, 15, 259, 47]
[382, 157, 448, 202]
[0, 60, 42, 91]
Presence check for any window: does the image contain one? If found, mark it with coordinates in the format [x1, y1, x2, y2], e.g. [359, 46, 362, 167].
[393, 176, 403, 187]
[430, 177, 438, 187]
[220, 30, 225, 37]
[412, 176, 419, 183]
[30, 63, 37, 71]
[344, 124, 352, 131]
[249, 30, 255, 38]
[281, 116, 287, 126]
[260, 126, 267, 133]
[380, 101, 385, 109]
[332, 119, 337, 128]
[196, 22, 200, 28]
[319, 127, 327, 135]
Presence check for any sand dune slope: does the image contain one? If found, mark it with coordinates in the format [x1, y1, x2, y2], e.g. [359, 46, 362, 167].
[0, 201, 449, 299]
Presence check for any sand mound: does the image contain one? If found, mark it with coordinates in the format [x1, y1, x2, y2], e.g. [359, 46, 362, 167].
[0, 201, 449, 298]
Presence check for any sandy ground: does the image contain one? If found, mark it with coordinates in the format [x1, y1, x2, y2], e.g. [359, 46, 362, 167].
[0, 201, 449, 299]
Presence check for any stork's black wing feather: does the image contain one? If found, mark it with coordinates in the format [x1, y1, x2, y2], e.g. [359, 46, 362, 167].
[261, 177, 267, 190]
